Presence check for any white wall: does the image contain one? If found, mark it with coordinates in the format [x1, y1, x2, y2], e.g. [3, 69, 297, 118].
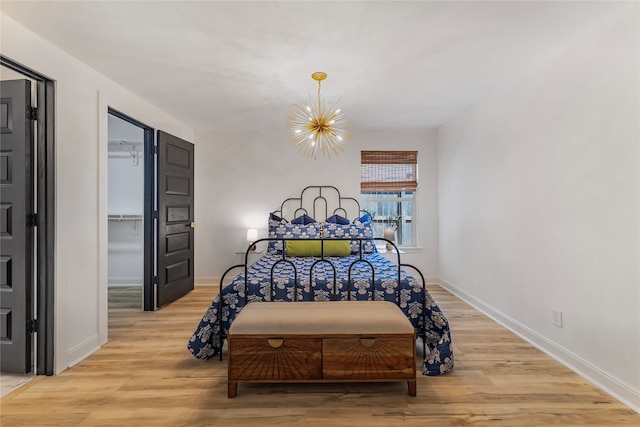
[193, 128, 439, 284]
[437, 4, 639, 410]
[1, 13, 194, 373]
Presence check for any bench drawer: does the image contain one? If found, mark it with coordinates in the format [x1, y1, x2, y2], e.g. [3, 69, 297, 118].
[322, 336, 415, 380]
[229, 337, 322, 380]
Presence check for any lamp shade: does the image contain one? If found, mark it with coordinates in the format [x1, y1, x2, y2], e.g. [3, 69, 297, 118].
[383, 228, 395, 242]
[246, 228, 258, 242]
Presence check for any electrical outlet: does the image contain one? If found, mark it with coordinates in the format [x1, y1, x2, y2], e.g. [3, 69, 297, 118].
[552, 309, 563, 328]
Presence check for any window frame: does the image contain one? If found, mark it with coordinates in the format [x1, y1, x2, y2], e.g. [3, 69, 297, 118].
[360, 150, 418, 248]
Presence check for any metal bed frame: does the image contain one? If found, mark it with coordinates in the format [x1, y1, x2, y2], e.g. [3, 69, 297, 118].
[216, 186, 429, 360]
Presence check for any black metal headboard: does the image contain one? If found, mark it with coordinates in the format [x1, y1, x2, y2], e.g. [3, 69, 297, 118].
[272, 185, 365, 222]
[216, 185, 432, 362]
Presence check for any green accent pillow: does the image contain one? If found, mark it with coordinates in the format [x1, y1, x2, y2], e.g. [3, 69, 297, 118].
[286, 240, 351, 257]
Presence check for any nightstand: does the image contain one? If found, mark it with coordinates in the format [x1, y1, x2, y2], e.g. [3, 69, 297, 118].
[376, 245, 405, 262]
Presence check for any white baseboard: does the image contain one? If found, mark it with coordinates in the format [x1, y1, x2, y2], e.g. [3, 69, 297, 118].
[438, 277, 640, 414]
[196, 276, 219, 286]
[66, 334, 100, 369]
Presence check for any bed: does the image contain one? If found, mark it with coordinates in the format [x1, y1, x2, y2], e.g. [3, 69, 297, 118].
[187, 186, 454, 376]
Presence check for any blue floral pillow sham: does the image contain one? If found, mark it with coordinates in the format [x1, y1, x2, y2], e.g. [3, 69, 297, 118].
[268, 217, 321, 254]
[322, 220, 376, 254]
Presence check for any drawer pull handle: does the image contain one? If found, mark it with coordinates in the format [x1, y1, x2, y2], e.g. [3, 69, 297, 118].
[360, 338, 376, 348]
[268, 338, 284, 348]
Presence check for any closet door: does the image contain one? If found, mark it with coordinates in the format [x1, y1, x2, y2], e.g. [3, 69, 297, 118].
[156, 131, 195, 307]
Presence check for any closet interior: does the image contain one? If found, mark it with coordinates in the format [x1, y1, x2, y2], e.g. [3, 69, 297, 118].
[107, 113, 145, 307]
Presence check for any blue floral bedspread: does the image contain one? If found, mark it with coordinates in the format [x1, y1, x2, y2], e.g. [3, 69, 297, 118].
[187, 252, 454, 375]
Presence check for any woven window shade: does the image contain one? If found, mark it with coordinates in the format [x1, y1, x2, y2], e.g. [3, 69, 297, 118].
[361, 151, 418, 193]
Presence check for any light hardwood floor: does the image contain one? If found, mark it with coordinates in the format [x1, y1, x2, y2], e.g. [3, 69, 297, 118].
[1, 285, 638, 426]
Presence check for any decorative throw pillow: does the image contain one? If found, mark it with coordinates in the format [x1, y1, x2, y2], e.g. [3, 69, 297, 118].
[286, 240, 351, 257]
[290, 213, 316, 225]
[356, 212, 372, 224]
[325, 214, 350, 225]
[270, 212, 286, 223]
[322, 220, 376, 254]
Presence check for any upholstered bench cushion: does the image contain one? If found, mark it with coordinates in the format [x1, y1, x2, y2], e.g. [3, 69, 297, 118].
[228, 301, 414, 335]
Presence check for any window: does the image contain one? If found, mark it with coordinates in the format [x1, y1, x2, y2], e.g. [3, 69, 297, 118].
[360, 150, 417, 247]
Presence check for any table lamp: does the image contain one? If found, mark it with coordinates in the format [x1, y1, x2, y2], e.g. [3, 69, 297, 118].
[246, 228, 258, 251]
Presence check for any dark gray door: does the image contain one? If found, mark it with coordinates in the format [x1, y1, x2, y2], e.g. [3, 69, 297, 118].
[0, 79, 34, 373]
[156, 131, 194, 307]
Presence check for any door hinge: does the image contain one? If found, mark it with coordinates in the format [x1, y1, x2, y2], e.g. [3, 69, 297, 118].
[153, 145, 159, 155]
[152, 276, 159, 285]
[26, 213, 38, 228]
[27, 319, 39, 333]
[153, 211, 159, 219]
[26, 106, 38, 121]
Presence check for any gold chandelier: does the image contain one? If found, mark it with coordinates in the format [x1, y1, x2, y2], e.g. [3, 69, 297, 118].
[287, 72, 351, 159]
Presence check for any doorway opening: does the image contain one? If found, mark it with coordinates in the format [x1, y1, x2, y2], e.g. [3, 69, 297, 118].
[0, 56, 55, 392]
[104, 110, 196, 320]
[107, 110, 154, 313]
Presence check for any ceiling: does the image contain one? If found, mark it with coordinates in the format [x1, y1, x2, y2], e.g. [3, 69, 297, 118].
[1, 1, 625, 134]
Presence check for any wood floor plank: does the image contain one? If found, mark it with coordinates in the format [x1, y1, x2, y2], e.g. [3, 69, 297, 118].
[1, 284, 637, 426]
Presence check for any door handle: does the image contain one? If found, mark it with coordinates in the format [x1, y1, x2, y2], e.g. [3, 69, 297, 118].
[187, 222, 196, 228]
[267, 338, 284, 348]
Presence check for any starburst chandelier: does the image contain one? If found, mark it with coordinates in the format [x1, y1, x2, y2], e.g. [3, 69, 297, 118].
[287, 72, 351, 159]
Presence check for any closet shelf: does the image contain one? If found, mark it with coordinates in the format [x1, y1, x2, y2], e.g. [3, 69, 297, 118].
[108, 214, 143, 221]
[108, 139, 144, 145]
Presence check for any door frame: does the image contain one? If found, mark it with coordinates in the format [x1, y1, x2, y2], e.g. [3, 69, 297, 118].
[107, 108, 156, 311]
[0, 55, 56, 375]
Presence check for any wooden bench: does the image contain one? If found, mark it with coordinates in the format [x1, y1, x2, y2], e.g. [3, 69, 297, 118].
[227, 301, 416, 397]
